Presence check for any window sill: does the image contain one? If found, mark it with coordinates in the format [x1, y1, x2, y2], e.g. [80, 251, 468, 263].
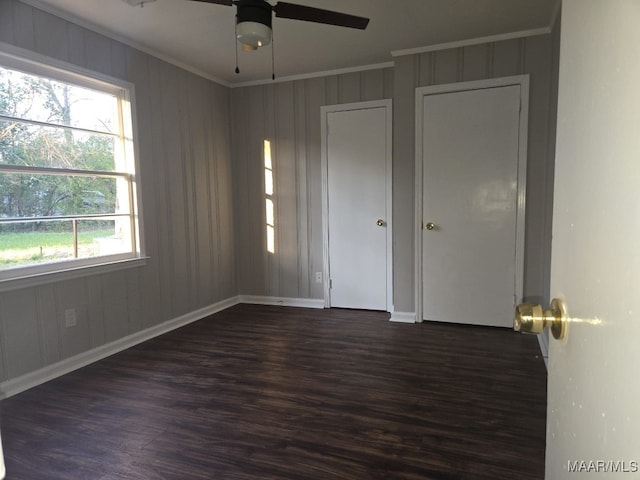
[0, 256, 149, 293]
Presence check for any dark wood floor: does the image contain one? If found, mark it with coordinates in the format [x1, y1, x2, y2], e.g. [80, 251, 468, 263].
[1, 304, 547, 480]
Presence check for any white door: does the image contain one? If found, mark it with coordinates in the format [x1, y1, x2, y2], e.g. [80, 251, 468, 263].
[546, 0, 640, 477]
[418, 80, 527, 327]
[322, 102, 392, 311]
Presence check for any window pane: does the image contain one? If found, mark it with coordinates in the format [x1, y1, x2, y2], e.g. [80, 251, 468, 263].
[265, 198, 274, 225]
[0, 218, 130, 269]
[0, 66, 118, 134]
[264, 140, 272, 169]
[0, 172, 120, 218]
[265, 169, 273, 196]
[0, 120, 116, 170]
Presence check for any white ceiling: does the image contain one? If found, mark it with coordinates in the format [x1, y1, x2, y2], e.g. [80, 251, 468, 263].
[24, 0, 559, 85]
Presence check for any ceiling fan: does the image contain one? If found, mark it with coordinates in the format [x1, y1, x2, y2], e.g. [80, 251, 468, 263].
[124, 0, 369, 77]
[191, 0, 370, 51]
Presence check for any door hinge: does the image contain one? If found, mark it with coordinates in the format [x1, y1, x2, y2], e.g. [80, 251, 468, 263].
[329, 279, 332, 289]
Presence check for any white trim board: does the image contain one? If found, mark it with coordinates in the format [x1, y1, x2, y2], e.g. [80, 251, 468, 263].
[390, 312, 416, 324]
[391, 28, 551, 58]
[237, 296, 325, 309]
[231, 62, 395, 88]
[0, 296, 240, 399]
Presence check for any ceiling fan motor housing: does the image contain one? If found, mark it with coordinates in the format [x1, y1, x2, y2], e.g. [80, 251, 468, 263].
[236, 0, 273, 48]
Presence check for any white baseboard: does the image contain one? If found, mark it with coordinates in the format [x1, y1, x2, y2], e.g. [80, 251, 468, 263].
[238, 295, 325, 309]
[390, 312, 416, 323]
[0, 295, 343, 399]
[0, 296, 240, 399]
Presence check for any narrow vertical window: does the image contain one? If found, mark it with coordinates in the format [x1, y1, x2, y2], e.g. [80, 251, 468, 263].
[264, 139, 275, 254]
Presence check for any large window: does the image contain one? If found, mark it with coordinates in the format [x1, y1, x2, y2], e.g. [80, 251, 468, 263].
[0, 51, 142, 284]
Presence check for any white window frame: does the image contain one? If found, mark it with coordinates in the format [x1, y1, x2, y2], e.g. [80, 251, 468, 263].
[0, 44, 146, 292]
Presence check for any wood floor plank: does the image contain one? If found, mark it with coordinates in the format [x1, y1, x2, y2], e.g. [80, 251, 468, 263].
[0, 304, 547, 479]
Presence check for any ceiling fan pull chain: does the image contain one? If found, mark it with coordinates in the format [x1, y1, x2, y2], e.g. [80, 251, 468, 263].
[271, 26, 275, 80]
[234, 18, 240, 74]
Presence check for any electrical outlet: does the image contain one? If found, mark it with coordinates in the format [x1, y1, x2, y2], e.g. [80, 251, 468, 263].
[315, 272, 323, 284]
[64, 308, 77, 328]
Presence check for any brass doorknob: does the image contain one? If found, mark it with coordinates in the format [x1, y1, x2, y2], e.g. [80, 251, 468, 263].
[425, 222, 436, 230]
[376, 219, 386, 227]
[514, 298, 568, 340]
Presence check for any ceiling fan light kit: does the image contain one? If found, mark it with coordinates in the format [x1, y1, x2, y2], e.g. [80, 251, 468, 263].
[235, 0, 273, 49]
[236, 21, 272, 49]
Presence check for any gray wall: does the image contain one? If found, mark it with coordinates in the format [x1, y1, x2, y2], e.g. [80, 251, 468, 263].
[0, 0, 236, 383]
[231, 70, 394, 299]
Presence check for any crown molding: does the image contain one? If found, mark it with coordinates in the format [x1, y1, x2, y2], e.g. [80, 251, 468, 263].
[391, 27, 551, 58]
[230, 61, 395, 88]
[18, 0, 232, 87]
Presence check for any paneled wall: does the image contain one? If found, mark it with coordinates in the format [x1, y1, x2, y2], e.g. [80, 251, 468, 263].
[393, 34, 558, 313]
[231, 69, 394, 299]
[0, 0, 236, 384]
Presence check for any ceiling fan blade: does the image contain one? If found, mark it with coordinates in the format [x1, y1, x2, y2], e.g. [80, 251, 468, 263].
[273, 2, 369, 30]
[188, 0, 234, 5]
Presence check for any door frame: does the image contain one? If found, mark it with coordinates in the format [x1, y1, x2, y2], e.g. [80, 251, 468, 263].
[321, 99, 393, 310]
[414, 76, 529, 323]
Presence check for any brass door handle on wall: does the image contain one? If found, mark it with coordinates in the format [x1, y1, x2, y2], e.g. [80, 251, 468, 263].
[377, 219, 386, 227]
[425, 222, 436, 230]
[514, 298, 568, 340]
